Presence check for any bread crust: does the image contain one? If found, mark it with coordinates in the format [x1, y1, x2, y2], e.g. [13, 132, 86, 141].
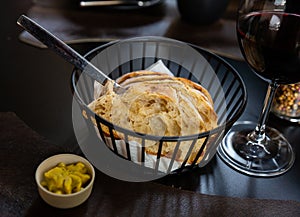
[89, 70, 218, 164]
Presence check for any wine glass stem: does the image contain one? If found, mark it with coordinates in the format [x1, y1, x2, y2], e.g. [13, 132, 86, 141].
[249, 82, 279, 142]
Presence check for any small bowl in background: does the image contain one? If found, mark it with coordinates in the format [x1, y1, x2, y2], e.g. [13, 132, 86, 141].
[35, 153, 95, 209]
[177, 0, 230, 25]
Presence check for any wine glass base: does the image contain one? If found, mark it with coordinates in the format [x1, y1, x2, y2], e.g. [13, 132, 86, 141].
[217, 121, 295, 177]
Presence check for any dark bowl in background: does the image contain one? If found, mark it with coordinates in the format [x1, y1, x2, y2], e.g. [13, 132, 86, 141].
[177, 0, 230, 25]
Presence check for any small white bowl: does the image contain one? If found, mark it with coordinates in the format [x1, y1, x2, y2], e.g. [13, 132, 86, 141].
[35, 153, 95, 209]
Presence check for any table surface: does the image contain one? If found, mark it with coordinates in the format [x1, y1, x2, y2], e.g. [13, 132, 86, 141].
[1, 0, 300, 216]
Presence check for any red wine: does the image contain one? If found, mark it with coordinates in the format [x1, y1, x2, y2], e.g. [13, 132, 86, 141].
[237, 11, 300, 84]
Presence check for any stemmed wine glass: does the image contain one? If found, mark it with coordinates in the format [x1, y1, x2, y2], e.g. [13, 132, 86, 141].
[218, 0, 299, 177]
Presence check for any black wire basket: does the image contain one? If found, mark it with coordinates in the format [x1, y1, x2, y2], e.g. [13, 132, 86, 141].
[71, 37, 247, 176]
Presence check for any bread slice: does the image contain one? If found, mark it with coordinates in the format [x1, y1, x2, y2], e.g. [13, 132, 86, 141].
[88, 70, 217, 164]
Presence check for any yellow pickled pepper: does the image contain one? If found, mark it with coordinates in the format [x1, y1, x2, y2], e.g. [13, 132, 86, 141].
[41, 162, 91, 194]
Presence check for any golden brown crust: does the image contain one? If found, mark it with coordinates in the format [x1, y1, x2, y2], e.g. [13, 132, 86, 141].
[89, 70, 218, 164]
[116, 70, 165, 84]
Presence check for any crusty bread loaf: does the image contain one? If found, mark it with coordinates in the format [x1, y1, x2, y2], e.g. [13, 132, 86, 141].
[88, 70, 217, 164]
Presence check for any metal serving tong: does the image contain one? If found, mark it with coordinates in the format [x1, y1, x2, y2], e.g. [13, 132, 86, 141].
[17, 15, 124, 92]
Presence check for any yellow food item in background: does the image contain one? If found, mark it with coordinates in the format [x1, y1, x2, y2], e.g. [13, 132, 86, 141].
[41, 162, 91, 194]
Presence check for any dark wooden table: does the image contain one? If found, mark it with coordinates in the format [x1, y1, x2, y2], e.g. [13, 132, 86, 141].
[1, 0, 300, 216]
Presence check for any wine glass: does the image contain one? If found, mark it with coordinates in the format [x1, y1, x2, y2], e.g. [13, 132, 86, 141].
[217, 0, 299, 177]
